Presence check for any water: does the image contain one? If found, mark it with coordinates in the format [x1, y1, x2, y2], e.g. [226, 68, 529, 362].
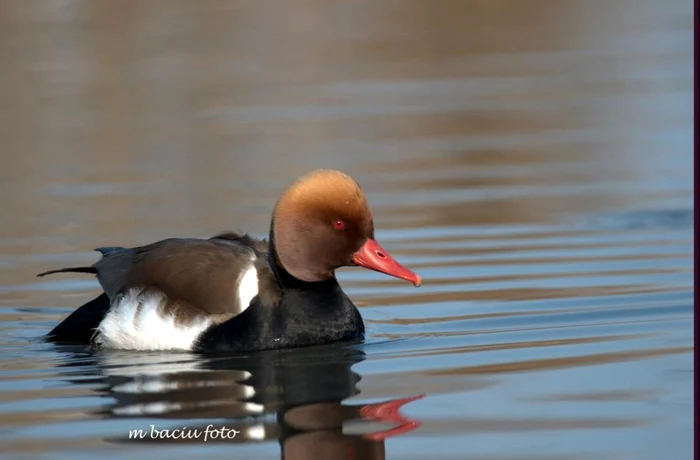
[0, 1, 693, 459]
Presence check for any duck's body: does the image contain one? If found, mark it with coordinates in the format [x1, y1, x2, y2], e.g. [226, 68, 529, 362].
[45, 232, 363, 352]
[42, 170, 420, 352]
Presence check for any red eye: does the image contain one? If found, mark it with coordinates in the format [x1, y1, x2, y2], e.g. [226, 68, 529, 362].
[333, 220, 346, 231]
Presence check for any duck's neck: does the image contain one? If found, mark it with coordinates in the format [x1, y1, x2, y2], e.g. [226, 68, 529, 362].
[267, 227, 338, 292]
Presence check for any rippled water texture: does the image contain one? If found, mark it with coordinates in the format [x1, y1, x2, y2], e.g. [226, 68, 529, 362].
[0, 1, 694, 459]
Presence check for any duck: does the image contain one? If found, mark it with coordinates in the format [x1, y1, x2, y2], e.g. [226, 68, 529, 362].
[40, 169, 421, 352]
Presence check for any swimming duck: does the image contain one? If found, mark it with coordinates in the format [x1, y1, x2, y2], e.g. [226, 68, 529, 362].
[41, 169, 421, 352]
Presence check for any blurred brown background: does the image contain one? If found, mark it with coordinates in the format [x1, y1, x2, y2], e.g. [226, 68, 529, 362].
[0, 1, 692, 458]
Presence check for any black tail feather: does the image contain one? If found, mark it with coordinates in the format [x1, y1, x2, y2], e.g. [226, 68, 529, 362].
[45, 293, 110, 344]
[95, 246, 126, 256]
[37, 267, 97, 277]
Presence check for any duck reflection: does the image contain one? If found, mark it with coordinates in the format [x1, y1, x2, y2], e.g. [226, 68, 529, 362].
[55, 343, 422, 459]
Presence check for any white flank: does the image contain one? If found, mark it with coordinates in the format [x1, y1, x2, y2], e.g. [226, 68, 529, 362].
[237, 264, 259, 311]
[95, 288, 212, 351]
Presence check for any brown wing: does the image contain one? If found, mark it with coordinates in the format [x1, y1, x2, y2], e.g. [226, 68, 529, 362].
[210, 231, 269, 254]
[94, 237, 263, 315]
